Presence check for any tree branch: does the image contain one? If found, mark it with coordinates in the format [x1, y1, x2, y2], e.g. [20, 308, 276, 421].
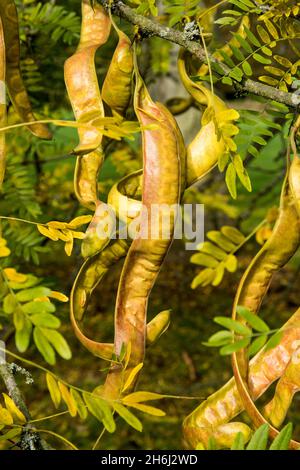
[100, 0, 300, 109]
[0, 363, 51, 450]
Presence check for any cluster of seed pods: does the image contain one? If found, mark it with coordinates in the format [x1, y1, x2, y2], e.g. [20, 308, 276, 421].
[67, 2, 241, 400]
[66, 3, 300, 444]
[3, 0, 300, 449]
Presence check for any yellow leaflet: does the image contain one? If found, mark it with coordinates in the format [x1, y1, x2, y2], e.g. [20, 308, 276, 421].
[0, 407, 13, 426]
[46, 373, 61, 409]
[58, 382, 77, 417]
[37, 224, 59, 241]
[122, 363, 144, 392]
[65, 238, 74, 257]
[123, 391, 164, 404]
[2, 393, 26, 424]
[126, 403, 166, 417]
[0, 246, 11, 257]
[3, 268, 27, 283]
[67, 215, 93, 229]
[49, 291, 69, 303]
[47, 221, 68, 229]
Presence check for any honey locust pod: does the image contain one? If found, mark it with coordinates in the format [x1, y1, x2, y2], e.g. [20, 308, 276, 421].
[230, 162, 300, 448]
[64, 1, 110, 210]
[70, 238, 172, 359]
[0, 0, 52, 140]
[102, 50, 182, 399]
[102, 12, 134, 116]
[70, 238, 129, 360]
[81, 201, 115, 259]
[183, 308, 300, 449]
[178, 49, 239, 187]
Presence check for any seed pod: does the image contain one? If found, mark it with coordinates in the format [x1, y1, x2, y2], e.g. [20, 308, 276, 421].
[64, 1, 110, 155]
[0, 16, 6, 187]
[70, 238, 129, 360]
[81, 201, 115, 259]
[102, 53, 182, 399]
[102, 14, 133, 116]
[183, 308, 300, 449]
[0, 0, 51, 140]
[178, 50, 237, 187]
[230, 164, 300, 448]
[64, 1, 111, 209]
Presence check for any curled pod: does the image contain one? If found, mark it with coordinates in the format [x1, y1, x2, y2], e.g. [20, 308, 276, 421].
[70, 238, 129, 360]
[64, 1, 111, 209]
[81, 201, 115, 259]
[231, 165, 300, 448]
[102, 14, 133, 116]
[0, 0, 51, 140]
[71, 238, 171, 358]
[0, 16, 6, 187]
[178, 49, 239, 187]
[183, 307, 300, 449]
[102, 54, 182, 398]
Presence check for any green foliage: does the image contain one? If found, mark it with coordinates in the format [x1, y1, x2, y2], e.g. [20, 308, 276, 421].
[206, 2, 300, 91]
[19, 1, 80, 46]
[191, 225, 246, 288]
[163, 0, 200, 27]
[204, 306, 282, 356]
[231, 423, 293, 450]
[0, 262, 70, 364]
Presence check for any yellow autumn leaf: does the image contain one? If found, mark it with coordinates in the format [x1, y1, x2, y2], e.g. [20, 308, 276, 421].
[217, 109, 240, 122]
[126, 403, 166, 417]
[122, 363, 144, 393]
[46, 373, 61, 409]
[3, 268, 27, 283]
[56, 230, 71, 242]
[0, 246, 11, 257]
[34, 296, 50, 302]
[58, 383, 77, 417]
[123, 391, 164, 404]
[0, 406, 13, 425]
[47, 226, 64, 240]
[3, 393, 26, 424]
[47, 221, 68, 229]
[71, 231, 85, 240]
[64, 238, 74, 256]
[0, 238, 7, 247]
[49, 291, 69, 302]
[37, 224, 59, 241]
[67, 215, 93, 229]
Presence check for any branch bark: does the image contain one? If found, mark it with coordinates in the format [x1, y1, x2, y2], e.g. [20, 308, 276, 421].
[0, 363, 50, 450]
[100, 0, 300, 109]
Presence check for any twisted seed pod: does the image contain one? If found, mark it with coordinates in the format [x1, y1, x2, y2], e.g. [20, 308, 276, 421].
[0, 16, 6, 187]
[264, 351, 300, 428]
[64, 1, 111, 210]
[0, 0, 51, 140]
[102, 54, 182, 398]
[70, 236, 172, 359]
[183, 308, 300, 449]
[102, 13, 133, 116]
[70, 238, 129, 360]
[231, 162, 300, 448]
[178, 50, 237, 187]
